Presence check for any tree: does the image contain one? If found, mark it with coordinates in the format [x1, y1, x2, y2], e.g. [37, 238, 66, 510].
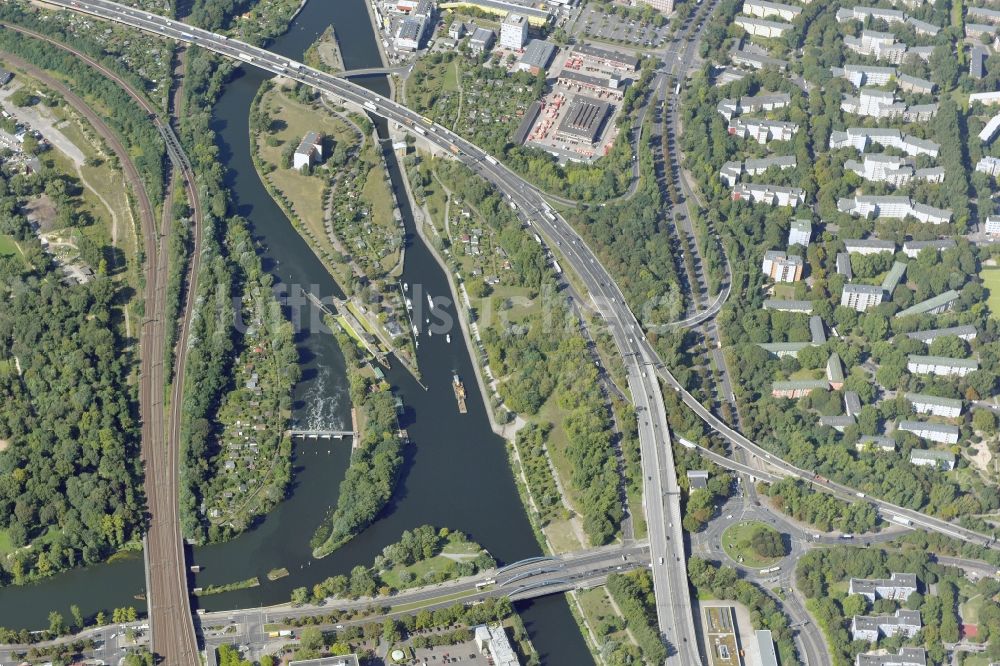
[299, 626, 324, 653]
[70, 604, 83, 631]
[291, 587, 309, 606]
[750, 528, 787, 558]
[47, 610, 65, 636]
[974, 409, 997, 435]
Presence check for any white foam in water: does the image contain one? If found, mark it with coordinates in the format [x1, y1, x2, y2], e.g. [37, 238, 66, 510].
[297, 363, 345, 431]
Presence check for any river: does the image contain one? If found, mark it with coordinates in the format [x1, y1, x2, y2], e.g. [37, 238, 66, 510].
[0, 1, 595, 663]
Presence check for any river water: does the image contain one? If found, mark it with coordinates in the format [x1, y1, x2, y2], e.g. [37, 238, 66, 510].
[0, 1, 594, 662]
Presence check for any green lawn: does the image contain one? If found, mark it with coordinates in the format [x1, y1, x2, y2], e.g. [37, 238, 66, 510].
[575, 586, 633, 647]
[961, 593, 985, 625]
[544, 517, 583, 554]
[721, 521, 785, 569]
[789, 368, 825, 381]
[379, 534, 489, 590]
[0, 235, 19, 258]
[0, 529, 14, 556]
[982, 268, 1000, 319]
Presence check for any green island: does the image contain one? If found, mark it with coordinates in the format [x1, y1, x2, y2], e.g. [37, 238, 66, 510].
[300, 524, 495, 603]
[721, 521, 788, 569]
[310, 317, 406, 558]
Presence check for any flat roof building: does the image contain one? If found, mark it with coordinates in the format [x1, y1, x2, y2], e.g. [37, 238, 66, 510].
[810, 315, 827, 344]
[845, 390, 862, 417]
[843, 238, 896, 255]
[500, 13, 529, 50]
[856, 648, 927, 666]
[773, 379, 831, 398]
[907, 354, 978, 377]
[764, 299, 813, 312]
[757, 630, 779, 666]
[902, 239, 955, 259]
[572, 43, 639, 71]
[908, 445, 958, 465]
[849, 573, 918, 601]
[851, 610, 921, 642]
[837, 252, 853, 279]
[469, 27, 496, 53]
[687, 470, 709, 489]
[881, 261, 907, 295]
[289, 656, 361, 666]
[857, 435, 897, 452]
[789, 218, 811, 247]
[759, 341, 813, 358]
[842, 284, 884, 312]
[556, 96, 610, 144]
[905, 392, 963, 418]
[906, 325, 977, 344]
[895, 290, 960, 317]
[516, 39, 556, 74]
[474, 624, 519, 666]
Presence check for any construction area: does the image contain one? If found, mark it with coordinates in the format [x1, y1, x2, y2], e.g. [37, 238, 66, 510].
[515, 43, 636, 162]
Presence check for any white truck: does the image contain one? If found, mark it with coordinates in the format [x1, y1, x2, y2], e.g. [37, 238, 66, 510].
[238, 53, 254, 63]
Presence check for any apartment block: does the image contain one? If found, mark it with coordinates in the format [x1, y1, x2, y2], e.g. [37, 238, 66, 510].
[895, 290, 960, 317]
[728, 117, 799, 144]
[762, 250, 804, 281]
[850, 610, 921, 642]
[976, 156, 1000, 177]
[789, 218, 811, 247]
[902, 238, 955, 258]
[837, 6, 907, 24]
[909, 446, 958, 467]
[907, 354, 978, 377]
[735, 16, 792, 37]
[905, 392, 963, 418]
[829, 128, 939, 157]
[836, 64, 897, 87]
[905, 325, 977, 343]
[837, 195, 952, 224]
[987, 215, 1000, 233]
[841, 284, 884, 312]
[843, 238, 896, 255]
[742, 0, 802, 20]
[732, 183, 805, 206]
[848, 572, 918, 601]
[856, 648, 927, 666]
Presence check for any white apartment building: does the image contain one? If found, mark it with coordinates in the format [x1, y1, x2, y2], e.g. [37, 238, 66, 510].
[732, 183, 805, 206]
[903, 423, 960, 446]
[837, 64, 897, 87]
[969, 6, 1000, 24]
[845, 155, 943, 186]
[902, 239, 955, 258]
[500, 13, 528, 50]
[848, 573, 918, 602]
[829, 128, 940, 157]
[742, 0, 801, 21]
[907, 354, 979, 377]
[986, 215, 1000, 234]
[977, 156, 1000, 177]
[717, 92, 791, 120]
[905, 392, 963, 418]
[851, 610, 921, 642]
[906, 325, 977, 344]
[837, 5, 906, 24]
[897, 73, 935, 94]
[735, 16, 792, 37]
[909, 447, 958, 467]
[856, 648, 927, 666]
[843, 238, 896, 255]
[981, 113, 1000, 143]
[762, 250, 804, 282]
[638, 0, 675, 12]
[970, 91, 1000, 105]
[841, 284, 884, 311]
[788, 218, 811, 246]
[844, 30, 908, 63]
[837, 195, 952, 224]
[728, 118, 799, 144]
[720, 155, 797, 186]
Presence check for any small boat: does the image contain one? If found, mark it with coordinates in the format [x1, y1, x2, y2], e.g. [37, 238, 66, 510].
[446, 334, 451, 343]
[427, 293, 434, 309]
[412, 324, 419, 335]
[429, 331, 433, 337]
[425, 318, 430, 324]
[403, 282, 409, 291]
[453, 373, 467, 414]
[405, 298, 413, 310]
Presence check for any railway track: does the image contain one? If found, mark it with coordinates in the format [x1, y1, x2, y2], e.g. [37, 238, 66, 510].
[0, 24, 204, 663]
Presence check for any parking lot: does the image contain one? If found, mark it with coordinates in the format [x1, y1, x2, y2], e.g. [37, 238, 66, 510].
[571, 6, 670, 49]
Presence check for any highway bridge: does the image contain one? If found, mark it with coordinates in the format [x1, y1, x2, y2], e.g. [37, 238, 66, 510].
[43, 2, 997, 664]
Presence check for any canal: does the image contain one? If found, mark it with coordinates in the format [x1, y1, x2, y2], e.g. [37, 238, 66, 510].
[0, 1, 596, 663]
